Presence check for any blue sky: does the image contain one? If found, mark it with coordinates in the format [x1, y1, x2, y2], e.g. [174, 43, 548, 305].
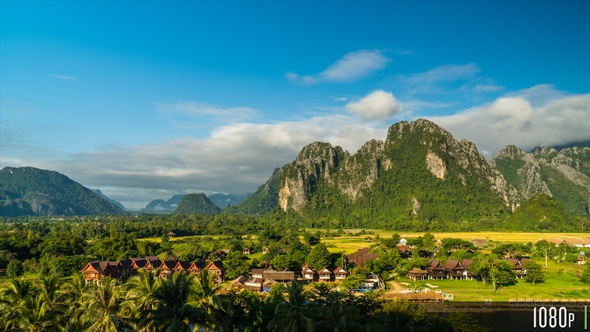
[1, 1, 589, 209]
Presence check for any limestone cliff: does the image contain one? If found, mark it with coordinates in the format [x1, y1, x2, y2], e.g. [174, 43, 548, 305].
[278, 119, 520, 221]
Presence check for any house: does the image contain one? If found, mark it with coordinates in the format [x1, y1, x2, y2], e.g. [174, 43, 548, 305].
[506, 258, 526, 278]
[187, 261, 207, 275]
[318, 268, 332, 282]
[212, 249, 230, 260]
[251, 268, 264, 279]
[173, 261, 191, 274]
[166, 231, 176, 238]
[461, 259, 474, 279]
[333, 267, 348, 280]
[399, 238, 408, 246]
[407, 267, 427, 281]
[80, 261, 113, 285]
[207, 260, 225, 283]
[347, 248, 380, 266]
[243, 248, 251, 255]
[444, 259, 465, 280]
[158, 259, 177, 279]
[262, 270, 295, 283]
[427, 260, 446, 279]
[301, 265, 316, 281]
[262, 247, 270, 255]
[397, 245, 412, 258]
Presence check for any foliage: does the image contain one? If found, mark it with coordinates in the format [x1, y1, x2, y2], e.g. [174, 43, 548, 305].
[523, 260, 545, 285]
[6, 259, 23, 277]
[306, 242, 331, 271]
[581, 264, 590, 283]
[490, 260, 517, 292]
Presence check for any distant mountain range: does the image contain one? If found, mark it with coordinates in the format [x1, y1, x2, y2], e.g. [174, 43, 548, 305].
[1, 119, 588, 223]
[0, 167, 126, 216]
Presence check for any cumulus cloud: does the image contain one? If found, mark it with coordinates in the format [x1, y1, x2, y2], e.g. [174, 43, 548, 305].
[287, 50, 389, 84]
[427, 85, 590, 157]
[5, 115, 387, 209]
[346, 90, 402, 119]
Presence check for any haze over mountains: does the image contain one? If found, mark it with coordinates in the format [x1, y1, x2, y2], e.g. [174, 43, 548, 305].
[1, 120, 588, 222]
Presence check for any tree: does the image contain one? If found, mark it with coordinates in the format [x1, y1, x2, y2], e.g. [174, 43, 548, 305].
[490, 260, 516, 292]
[523, 260, 545, 285]
[192, 269, 231, 331]
[6, 259, 23, 277]
[306, 242, 331, 271]
[469, 255, 492, 286]
[80, 278, 126, 332]
[224, 251, 251, 280]
[268, 281, 313, 332]
[124, 269, 161, 331]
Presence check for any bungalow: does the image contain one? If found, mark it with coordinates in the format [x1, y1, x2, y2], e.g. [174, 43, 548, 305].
[244, 277, 263, 291]
[80, 261, 113, 285]
[333, 267, 348, 281]
[173, 261, 191, 274]
[427, 260, 446, 279]
[506, 258, 527, 278]
[318, 268, 332, 282]
[158, 259, 177, 279]
[187, 261, 207, 275]
[243, 248, 251, 255]
[207, 260, 225, 283]
[302, 265, 316, 281]
[262, 247, 270, 255]
[166, 231, 176, 238]
[444, 259, 465, 280]
[461, 259, 474, 279]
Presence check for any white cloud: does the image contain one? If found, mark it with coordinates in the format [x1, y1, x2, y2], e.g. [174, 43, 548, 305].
[156, 102, 257, 122]
[427, 85, 590, 157]
[4, 115, 387, 209]
[346, 90, 402, 119]
[55, 74, 76, 81]
[287, 50, 389, 85]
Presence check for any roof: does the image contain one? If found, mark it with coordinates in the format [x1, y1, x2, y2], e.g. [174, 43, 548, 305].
[443, 259, 462, 270]
[80, 261, 106, 274]
[333, 267, 347, 275]
[251, 268, 264, 275]
[188, 261, 206, 271]
[461, 259, 472, 268]
[173, 261, 191, 270]
[207, 260, 225, 271]
[427, 260, 444, 270]
[159, 259, 177, 270]
[407, 267, 427, 275]
[318, 268, 332, 274]
[262, 271, 295, 281]
[347, 248, 380, 265]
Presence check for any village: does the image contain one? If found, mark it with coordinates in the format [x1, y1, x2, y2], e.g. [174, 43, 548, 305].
[79, 234, 590, 299]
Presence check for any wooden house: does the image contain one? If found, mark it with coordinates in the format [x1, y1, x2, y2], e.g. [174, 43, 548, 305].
[302, 266, 316, 281]
[158, 259, 177, 279]
[444, 259, 465, 280]
[506, 258, 526, 278]
[207, 260, 225, 283]
[333, 267, 348, 280]
[187, 261, 207, 275]
[262, 270, 295, 283]
[243, 248, 251, 255]
[244, 277, 263, 291]
[318, 268, 332, 282]
[173, 261, 191, 274]
[347, 248, 379, 266]
[251, 268, 264, 279]
[80, 261, 112, 285]
[427, 260, 446, 279]
[461, 259, 474, 279]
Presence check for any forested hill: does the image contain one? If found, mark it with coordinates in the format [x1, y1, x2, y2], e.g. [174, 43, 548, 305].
[173, 193, 220, 215]
[491, 145, 590, 217]
[0, 167, 126, 216]
[276, 119, 520, 228]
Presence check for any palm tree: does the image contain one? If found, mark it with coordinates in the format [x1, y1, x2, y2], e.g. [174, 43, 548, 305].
[268, 280, 314, 332]
[0, 278, 34, 330]
[7, 295, 62, 332]
[123, 269, 161, 331]
[149, 272, 201, 332]
[62, 273, 87, 330]
[79, 278, 126, 332]
[192, 269, 231, 332]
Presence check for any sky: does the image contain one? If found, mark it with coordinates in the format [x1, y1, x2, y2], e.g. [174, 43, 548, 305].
[1, 1, 589, 209]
